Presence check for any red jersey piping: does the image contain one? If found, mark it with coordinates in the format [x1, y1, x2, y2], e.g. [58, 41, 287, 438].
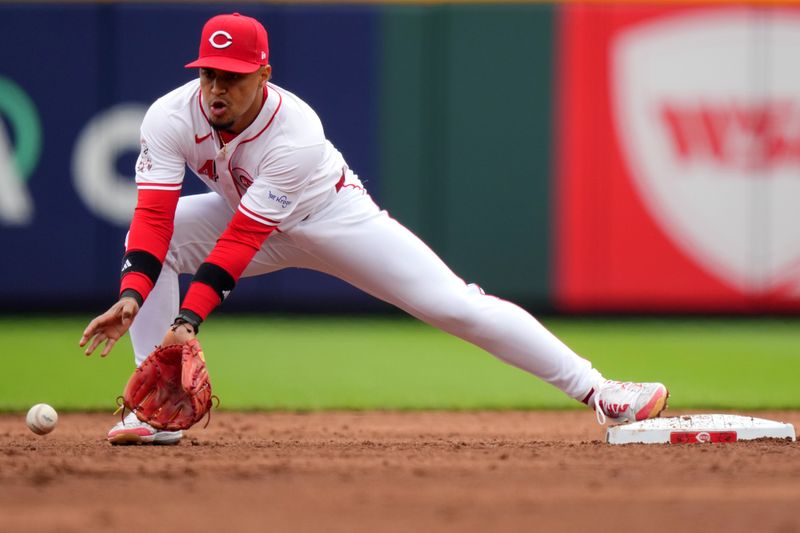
[227, 87, 283, 198]
[238, 204, 279, 226]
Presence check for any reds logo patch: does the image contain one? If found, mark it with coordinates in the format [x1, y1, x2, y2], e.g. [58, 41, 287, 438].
[232, 167, 253, 196]
[209, 30, 233, 49]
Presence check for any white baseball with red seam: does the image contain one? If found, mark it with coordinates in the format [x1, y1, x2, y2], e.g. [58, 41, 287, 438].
[26, 403, 58, 435]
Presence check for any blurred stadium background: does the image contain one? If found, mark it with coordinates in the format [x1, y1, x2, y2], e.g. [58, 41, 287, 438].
[1, 2, 798, 411]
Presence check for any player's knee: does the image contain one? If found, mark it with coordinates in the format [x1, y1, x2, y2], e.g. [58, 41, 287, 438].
[423, 293, 484, 332]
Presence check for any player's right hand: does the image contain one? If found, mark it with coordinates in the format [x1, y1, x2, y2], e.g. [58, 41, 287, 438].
[79, 297, 140, 357]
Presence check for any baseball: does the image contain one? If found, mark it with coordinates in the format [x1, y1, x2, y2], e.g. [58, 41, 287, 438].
[26, 403, 58, 435]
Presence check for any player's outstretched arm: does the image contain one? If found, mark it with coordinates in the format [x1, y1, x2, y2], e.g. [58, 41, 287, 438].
[79, 297, 140, 357]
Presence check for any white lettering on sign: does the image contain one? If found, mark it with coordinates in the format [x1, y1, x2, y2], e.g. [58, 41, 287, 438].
[0, 122, 32, 225]
[72, 104, 144, 226]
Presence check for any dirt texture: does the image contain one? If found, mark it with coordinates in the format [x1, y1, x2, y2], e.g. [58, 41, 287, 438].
[1, 410, 799, 533]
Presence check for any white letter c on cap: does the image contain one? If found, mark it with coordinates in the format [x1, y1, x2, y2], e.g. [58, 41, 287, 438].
[209, 30, 233, 49]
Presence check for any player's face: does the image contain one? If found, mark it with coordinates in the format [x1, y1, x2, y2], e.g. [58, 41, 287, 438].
[199, 66, 271, 134]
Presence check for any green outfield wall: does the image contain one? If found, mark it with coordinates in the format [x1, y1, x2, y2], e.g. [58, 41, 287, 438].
[380, 5, 556, 305]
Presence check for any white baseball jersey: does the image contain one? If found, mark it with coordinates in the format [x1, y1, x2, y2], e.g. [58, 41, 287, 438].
[135, 79, 346, 231]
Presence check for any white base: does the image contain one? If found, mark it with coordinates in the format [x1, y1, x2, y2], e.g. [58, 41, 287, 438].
[606, 414, 797, 444]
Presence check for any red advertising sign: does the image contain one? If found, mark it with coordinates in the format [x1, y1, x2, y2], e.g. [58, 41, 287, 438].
[554, 5, 800, 311]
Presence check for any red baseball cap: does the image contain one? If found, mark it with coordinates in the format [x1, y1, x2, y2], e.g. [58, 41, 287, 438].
[185, 13, 269, 74]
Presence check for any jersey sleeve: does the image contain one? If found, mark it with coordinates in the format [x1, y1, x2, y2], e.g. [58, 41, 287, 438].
[237, 142, 325, 226]
[120, 100, 187, 304]
[135, 100, 186, 191]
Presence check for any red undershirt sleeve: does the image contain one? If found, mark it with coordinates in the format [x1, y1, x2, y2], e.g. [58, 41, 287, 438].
[119, 188, 181, 301]
[180, 210, 276, 320]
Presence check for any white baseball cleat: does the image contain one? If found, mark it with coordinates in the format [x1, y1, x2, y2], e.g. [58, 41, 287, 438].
[593, 380, 669, 425]
[107, 412, 183, 445]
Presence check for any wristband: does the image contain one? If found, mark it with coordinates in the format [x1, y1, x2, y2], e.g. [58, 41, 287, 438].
[120, 289, 144, 307]
[171, 309, 203, 334]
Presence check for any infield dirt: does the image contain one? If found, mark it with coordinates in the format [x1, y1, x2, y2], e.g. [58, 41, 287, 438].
[1, 411, 798, 533]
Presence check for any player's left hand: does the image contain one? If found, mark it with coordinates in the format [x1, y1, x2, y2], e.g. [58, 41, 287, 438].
[123, 337, 214, 430]
[79, 297, 140, 357]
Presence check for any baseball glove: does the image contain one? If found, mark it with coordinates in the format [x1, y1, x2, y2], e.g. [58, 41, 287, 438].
[121, 338, 215, 431]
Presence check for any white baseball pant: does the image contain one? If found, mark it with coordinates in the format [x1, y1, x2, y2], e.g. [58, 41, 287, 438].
[130, 174, 603, 401]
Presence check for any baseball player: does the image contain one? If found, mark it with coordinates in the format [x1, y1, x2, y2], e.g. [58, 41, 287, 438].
[79, 13, 668, 445]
